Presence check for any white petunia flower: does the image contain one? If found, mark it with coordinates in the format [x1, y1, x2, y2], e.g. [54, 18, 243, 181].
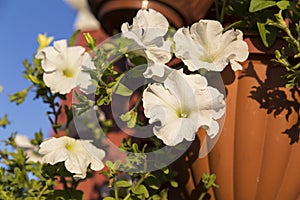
[174, 19, 249, 72]
[35, 39, 95, 94]
[142, 69, 225, 146]
[15, 134, 43, 163]
[39, 136, 105, 179]
[121, 9, 172, 64]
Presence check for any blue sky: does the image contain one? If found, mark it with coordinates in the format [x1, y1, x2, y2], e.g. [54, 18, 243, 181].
[0, 0, 77, 142]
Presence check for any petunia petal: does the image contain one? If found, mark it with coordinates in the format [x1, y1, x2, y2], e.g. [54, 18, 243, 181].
[143, 83, 179, 124]
[15, 134, 34, 149]
[64, 152, 86, 175]
[133, 9, 169, 43]
[80, 141, 106, 171]
[143, 63, 174, 83]
[145, 40, 172, 64]
[76, 53, 96, 93]
[121, 9, 171, 64]
[42, 150, 68, 165]
[197, 86, 226, 120]
[174, 27, 206, 71]
[190, 20, 223, 56]
[43, 70, 77, 94]
[164, 69, 199, 112]
[201, 118, 220, 138]
[67, 46, 86, 69]
[39, 137, 72, 154]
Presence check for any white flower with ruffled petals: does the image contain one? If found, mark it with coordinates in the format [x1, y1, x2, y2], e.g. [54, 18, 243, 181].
[142, 69, 225, 146]
[174, 19, 249, 72]
[35, 39, 95, 94]
[39, 136, 105, 179]
[121, 9, 172, 64]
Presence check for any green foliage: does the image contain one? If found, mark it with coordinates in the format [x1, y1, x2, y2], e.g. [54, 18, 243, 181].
[8, 86, 32, 105]
[0, 133, 56, 199]
[256, 20, 277, 47]
[201, 173, 219, 189]
[84, 32, 97, 50]
[214, 0, 300, 87]
[69, 30, 81, 46]
[8, 43, 74, 134]
[198, 173, 219, 200]
[98, 139, 180, 199]
[249, 0, 277, 12]
[0, 114, 10, 128]
[120, 109, 138, 128]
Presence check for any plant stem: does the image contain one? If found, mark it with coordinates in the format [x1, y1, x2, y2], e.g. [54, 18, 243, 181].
[220, 0, 227, 23]
[36, 184, 48, 200]
[113, 177, 119, 200]
[213, 0, 220, 20]
[132, 80, 148, 111]
[284, 27, 300, 54]
[123, 172, 149, 200]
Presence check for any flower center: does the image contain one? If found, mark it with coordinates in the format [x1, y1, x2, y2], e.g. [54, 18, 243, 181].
[65, 142, 76, 153]
[177, 110, 189, 118]
[63, 67, 75, 78]
[180, 113, 188, 118]
[200, 54, 215, 63]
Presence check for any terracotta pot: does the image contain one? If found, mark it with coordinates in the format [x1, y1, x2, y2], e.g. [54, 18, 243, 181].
[88, 0, 213, 35]
[179, 35, 300, 200]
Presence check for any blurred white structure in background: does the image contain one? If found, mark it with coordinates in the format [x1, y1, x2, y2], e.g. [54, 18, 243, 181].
[64, 0, 100, 31]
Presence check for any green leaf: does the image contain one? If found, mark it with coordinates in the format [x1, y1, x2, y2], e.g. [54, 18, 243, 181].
[144, 176, 161, 190]
[0, 114, 10, 128]
[28, 74, 40, 85]
[8, 88, 30, 105]
[201, 173, 219, 189]
[103, 197, 116, 200]
[276, 1, 291, 10]
[84, 33, 97, 50]
[132, 184, 149, 198]
[223, 20, 246, 32]
[120, 109, 137, 128]
[257, 21, 277, 47]
[132, 143, 141, 153]
[249, 0, 276, 12]
[112, 160, 121, 170]
[114, 180, 131, 188]
[69, 30, 81, 46]
[106, 160, 113, 168]
[114, 83, 132, 96]
[151, 195, 161, 200]
[170, 181, 178, 188]
[162, 168, 169, 174]
[53, 189, 83, 200]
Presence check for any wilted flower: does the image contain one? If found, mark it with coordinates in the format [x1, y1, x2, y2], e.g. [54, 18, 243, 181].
[14, 134, 42, 163]
[142, 69, 225, 146]
[35, 39, 95, 94]
[39, 136, 105, 179]
[64, 0, 100, 30]
[121, 9, 172, 64]
[174, 19, 249, 72]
